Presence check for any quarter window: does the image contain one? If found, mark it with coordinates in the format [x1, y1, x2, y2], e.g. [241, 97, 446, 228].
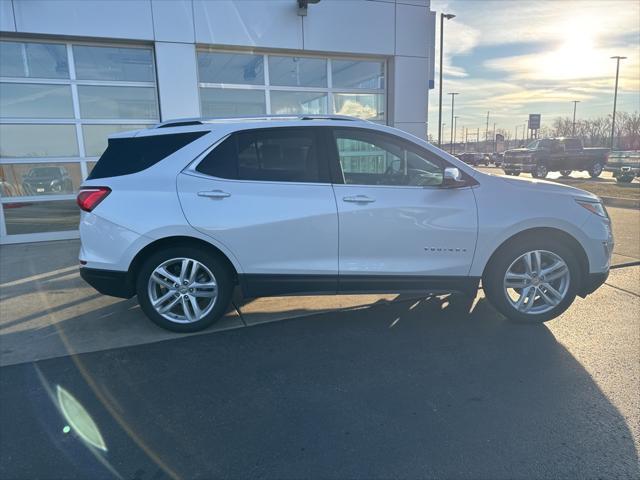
[334, 129, 443, 187]
[196, 128, 326, 183]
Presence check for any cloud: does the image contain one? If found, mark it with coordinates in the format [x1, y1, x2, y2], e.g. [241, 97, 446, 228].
[427, 0, 640, 133]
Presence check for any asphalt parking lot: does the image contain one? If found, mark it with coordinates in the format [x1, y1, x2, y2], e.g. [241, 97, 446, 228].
[1, 206, 638, 478]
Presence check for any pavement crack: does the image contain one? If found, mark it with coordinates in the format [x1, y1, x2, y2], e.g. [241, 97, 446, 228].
[604, 282, 640, 298]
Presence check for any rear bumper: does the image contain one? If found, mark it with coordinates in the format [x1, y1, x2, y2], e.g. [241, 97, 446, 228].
[578, 271, 609, 298]
[80, 267, 135, 299]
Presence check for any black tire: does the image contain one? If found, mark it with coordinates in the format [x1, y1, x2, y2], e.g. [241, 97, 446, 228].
[512, 171, 521, 176]
[483, 237, 580, 323]
[531, 163, 548, 179]
[136, 246, 233, 332]
[560, 170, 572, 178]
[616, 176, 633, 183]
[589, 162, 603, 178]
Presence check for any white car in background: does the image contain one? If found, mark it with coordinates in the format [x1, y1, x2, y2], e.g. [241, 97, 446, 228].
[77, 115, 613, 332]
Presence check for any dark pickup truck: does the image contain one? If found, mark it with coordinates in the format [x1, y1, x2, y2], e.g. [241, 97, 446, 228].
[502, 137, 609, 179]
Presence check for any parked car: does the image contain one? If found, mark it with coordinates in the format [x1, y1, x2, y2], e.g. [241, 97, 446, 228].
[502, 137, 609, 179]
[22, 166, 73, 195]
[78, 115, 612, 332]
[491, 152, 504, 167]
[457, 152, 485, 166]
[604, 150, 639, 183]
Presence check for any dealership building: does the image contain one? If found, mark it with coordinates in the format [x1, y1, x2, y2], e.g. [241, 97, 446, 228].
[0, 0, 435, 244]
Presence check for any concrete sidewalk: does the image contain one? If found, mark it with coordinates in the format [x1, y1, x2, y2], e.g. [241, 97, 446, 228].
[0, 239, 401, 366]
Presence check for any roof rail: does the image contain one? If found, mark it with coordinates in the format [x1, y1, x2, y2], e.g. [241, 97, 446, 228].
[153, 114, 366, 129]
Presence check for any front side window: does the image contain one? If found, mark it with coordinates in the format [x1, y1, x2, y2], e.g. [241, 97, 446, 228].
[196, 128, 327, 183]
[334, 129, 443, 187]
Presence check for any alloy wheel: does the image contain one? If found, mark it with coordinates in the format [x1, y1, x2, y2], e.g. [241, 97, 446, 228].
[147, 257, 218, 323]
[503, 250, 570, 315]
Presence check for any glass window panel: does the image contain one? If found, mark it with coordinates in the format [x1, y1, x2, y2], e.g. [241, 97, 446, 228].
[333, 93, 384, 121]
[268, 56, 327, 87]
[0, 41, 69, 79]
[73, 45, 154, 82]
[0, 162, 82, 197]
[0, 83, 74, 118]
[83, 124, 148, 157]
[334, 129, 442, 186]
[0, 124, 78, 158]
[198, 52, 264, 85]
[2, 200, 80, 234]
[200, 88, 265, 117]
[78, 85, 158, 119]
[332, 60, 384, 89]
[270, 91, 327, 115]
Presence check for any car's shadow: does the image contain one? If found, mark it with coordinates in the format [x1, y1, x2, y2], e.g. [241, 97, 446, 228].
[1, 293, 637, 479]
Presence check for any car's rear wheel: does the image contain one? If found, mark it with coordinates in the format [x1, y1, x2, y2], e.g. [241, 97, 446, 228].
[560, 170, 572, 177]
[136, 247, 233, 332]
[532, 164, 548, 179]
[589, 162, 603, 178]
[483, 239, 579, 323]
[616, 176, 633, 183]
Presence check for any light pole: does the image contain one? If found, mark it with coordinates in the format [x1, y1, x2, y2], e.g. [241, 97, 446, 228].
[485, 111, 490, 152]
[448, 92, 459, 153]
[571, 100, 580, 136]
[610, 55, 626, 149]
[437, 13, 456, 147]
[452, 115, 459, 154]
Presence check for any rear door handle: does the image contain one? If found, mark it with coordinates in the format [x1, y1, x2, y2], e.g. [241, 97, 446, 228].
[197, 190, 231, 199]
[343, 195, 375, 203]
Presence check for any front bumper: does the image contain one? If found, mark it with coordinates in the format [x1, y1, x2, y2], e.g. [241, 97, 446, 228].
[80, 267, 135, 299]
[604, 165, 640, 177]
[502, 161, 533, 173]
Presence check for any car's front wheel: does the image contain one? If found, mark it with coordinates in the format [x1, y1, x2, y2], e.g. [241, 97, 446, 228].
[483, 239, 579, 323]
[616, 176, 633, 183]
[136, 247, 233, 332]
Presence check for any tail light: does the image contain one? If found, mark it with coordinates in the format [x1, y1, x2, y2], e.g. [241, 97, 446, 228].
[77, 187, 111, 212]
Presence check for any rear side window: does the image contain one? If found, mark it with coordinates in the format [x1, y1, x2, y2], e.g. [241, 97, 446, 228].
[562, 138, 581, 150]
[196, 128, 328, 183]
[88, 131, 207, 179]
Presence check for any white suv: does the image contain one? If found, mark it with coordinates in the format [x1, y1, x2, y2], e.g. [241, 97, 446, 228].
[77, 115, 613, 332]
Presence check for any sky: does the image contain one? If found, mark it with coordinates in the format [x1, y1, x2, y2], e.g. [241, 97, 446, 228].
[427, 0, 640, 141]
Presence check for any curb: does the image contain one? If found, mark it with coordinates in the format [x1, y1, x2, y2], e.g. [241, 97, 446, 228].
[601, 196, 640, 210]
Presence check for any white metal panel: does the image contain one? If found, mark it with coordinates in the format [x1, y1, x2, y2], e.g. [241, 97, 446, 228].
[0, 0, 16, 32]
[393, 56, 429, 123]
[12, 0, 154, 40]
[151, 0, 195, 43]
[177, 173, 339, 275]
[155, 42, 201, 120]
[394, 122, 427, 140]
[193, 0, 302, 50]
[333, 183, 478, 276]
[395, 3, 430, 58]
[303, 0, 395, 55]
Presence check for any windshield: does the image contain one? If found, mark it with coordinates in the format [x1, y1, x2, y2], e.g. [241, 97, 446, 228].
[28, 167, 60, 177]
[526, 140, 539, 149]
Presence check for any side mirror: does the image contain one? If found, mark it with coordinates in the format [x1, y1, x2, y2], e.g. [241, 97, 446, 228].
[442, 167, 465, 188]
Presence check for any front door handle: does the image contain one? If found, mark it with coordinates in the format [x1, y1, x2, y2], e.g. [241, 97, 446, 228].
[343, 195, 376, 203]
[197, 190, 231, 199]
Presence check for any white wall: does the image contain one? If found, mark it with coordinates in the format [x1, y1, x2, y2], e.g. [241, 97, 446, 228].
[1, 0, 435, 137]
